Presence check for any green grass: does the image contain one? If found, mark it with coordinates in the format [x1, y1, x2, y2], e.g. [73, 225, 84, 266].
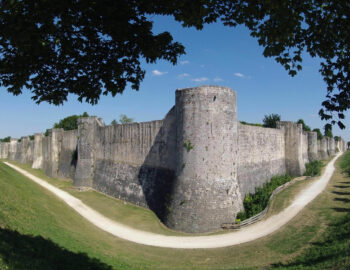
[340, 150, 350, 176]
[0, 154, 350, 269]
[271, 213, 350, 269]
[270, 151, 350, 269]
[4, 160, 186, 236]
[268, 177, 319, 216]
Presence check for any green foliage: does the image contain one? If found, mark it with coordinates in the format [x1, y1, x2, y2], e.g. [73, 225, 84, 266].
[312, 128, 323, 140]
[0, 136, 11, 143]
[240, 121, 263, 127]
[263, 114, 281, 128]
[53, 112, 89, 131]
[110, 120, 118, 125]
[183, 140, 194, 152]
[0, 1, 187, 105]
[237, 174, 292, 221]
[324, 123, 333, 138]
[334, 136, 340, 141]
[119, 114, 134, 124]
[304, 160, 323, 177]
[0, 1, 348, 129]
[297, 119, 311, 132]
[44, 129, 50, 137]
[29, 135, 34, 141]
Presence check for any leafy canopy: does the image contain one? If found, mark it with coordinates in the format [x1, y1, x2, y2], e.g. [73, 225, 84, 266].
[53, 112, 89, 131]
[119, 114, 134, 124]
[0, 136, 11, 143]
[263, 113, 281, 128]
[324, 123, 333, 138]
[297, 119, 311, 132]
[0, 1, 349, 128]
[313, 128, 323, 140]
[110, 114, 134, 125]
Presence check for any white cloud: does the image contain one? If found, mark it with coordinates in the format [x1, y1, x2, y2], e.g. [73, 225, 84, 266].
[193, 77, 209, 82]
[152, 69, 168, 76]
[177, 73, 190, 79]
[180, 60, 190, 65]
[234, 72, 245, 78]
[213, 77, 223, 82]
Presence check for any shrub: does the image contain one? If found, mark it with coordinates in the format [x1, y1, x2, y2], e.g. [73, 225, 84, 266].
[183, 140, 194, 152]
[297, 119, 311, 132]
[236, 174, 292, 221]
[262, 113, 281, 128]
[324, 123, 333, 138]
[304, 160, 323, 176]
[313, 128, 323, 140]
[119, 114, 134, 124]
[54, 113, 89, 131]
[0, 136, 11, 143]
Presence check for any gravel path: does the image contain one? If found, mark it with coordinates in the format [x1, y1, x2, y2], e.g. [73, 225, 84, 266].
[4, 153, 341, 249]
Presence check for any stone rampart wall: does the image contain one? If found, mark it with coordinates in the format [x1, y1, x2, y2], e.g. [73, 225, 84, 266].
[0, 85, 347, 233]
[89, 107, 176, 219]
[237, 123, 286, 196]
[301, 132, 309, 165]
[58, 129, 78, 179]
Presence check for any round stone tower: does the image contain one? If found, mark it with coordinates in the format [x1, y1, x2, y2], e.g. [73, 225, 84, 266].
[164, 85, 243, 233]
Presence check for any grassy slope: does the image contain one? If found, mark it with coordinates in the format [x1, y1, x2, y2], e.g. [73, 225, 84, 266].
[4, 161, 187, 236]
[272, 152, 350, 269]
[0, 154, 349, 269]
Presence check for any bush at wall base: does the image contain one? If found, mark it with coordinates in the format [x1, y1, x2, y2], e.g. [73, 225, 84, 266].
[236, 174, 292, 221]
[304, 160, 324, 177]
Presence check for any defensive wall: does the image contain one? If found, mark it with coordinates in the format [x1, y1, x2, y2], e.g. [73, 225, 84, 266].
[0, 85, 347, 233]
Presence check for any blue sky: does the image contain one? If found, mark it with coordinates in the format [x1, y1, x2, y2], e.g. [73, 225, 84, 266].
[0, 15, 349, 141]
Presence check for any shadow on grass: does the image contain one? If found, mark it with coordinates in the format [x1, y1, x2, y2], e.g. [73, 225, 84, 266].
[0, 227, 113, 270]
[333, 185, 350, 189]
[270, 213, 350, 269]
[334, 197, 350, 203]
[339, 181, 350, 184]
[331, 207, 350, 213]
[332, 191, 350, 196]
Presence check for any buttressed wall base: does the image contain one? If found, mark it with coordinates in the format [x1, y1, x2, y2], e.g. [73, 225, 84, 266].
[0, 85, 347, 233]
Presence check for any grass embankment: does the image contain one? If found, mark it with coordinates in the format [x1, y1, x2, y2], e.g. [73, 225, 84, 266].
[0, 154, 349, 269]
[272, 152, 350, 269]
[3, 161, 184, 236]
